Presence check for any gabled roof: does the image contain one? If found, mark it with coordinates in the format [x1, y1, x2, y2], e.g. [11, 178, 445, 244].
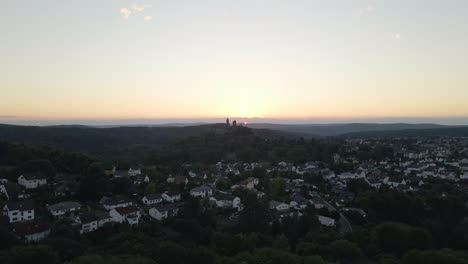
[145, 194, 162, 200]
[48, 201, 81, 212]
[115, 206, 139, 216]
[78, 212, 98, 224]
[101, 195, 131, 206]
[5, 199, 34, 211]
[191, 185, 212, 193]
[20, 172, 47, 181]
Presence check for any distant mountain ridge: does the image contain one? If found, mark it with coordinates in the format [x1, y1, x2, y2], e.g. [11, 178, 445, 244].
[245, 123, 460, 137]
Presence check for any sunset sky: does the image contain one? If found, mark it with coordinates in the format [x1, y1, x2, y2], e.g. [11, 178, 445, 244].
[2, 0, 468, 124]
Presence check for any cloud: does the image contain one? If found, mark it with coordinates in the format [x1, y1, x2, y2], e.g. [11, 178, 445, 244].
[144, 16, 153, 22]
[131, 4, 145, 12]
[394, 33, 402, 40]
[120, 8, 132, 19]
[357, 5, 375, 16]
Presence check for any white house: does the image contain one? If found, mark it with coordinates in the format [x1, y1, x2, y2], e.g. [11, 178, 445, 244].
[47, 201, 81, 217]
[133, 175, 150, 185]
[128, 168, 142, 177]
[269, 201, 290, 211]
[3, 200, 34, 223]
[318, 215, 336, 227]
[75, 213, 99, 234]
[149, 204, 179, 221]
[162, 192, 181, 203]
[109, 206, 141, 225]
[142, 194, 163, 205]
[210, 192, 241, 209]
[18, 173, 47, 189]
[190, 185, 213, 198]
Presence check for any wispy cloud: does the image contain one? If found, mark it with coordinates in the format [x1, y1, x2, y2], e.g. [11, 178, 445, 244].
[131, 3, 145, 12]
[120, 8, 132, 19]
[144, 16, 153, 22]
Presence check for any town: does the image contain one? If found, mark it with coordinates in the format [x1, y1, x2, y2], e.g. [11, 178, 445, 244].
[1, 128, 467, 263]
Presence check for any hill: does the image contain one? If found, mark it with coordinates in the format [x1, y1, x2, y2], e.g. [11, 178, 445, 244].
[0, 124, 286, 161]
[245, 123, 454, 137]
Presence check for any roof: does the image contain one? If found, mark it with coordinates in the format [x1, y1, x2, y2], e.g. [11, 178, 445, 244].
[48, 201, 81, 212]
[175, 175, 188, 184]
[153, 204, 177, 212]
[78, 212, 98, 223]
[115, 206, 139, 215]
[5, 199, 34, 211]
[145, 194, 162, 200]
[21, 172, 47, 181]
[101, 195, 131, 206]
[191, 185, 212, 193]
[14, 221, 50, 236]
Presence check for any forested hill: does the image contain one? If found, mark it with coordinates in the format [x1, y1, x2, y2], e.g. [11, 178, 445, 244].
[0, 124, 287, 161]
[342, 127, 468, 138]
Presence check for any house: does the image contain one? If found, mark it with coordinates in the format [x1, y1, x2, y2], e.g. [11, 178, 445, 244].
[210, 192, 241, 209]
[128, 168, 142, 177]
[96, 211, 113, 227]
[337, 172, 365, 180]
[113, 170, 129, 178]
[75, 213, 99, 234]
[149, 204, 179, 221]
[101, 195, 133, 210]
[309, 196, 326, 209]
[162, 192, 181, 203]
[133, 175, 150, 185]
[269, 201, 290, 211]
[318, 215, 336, 227]
[0, 182, 23, 200]
[190, 185, 213, 198]
[18, 173, 47, 189]
[290, 194, 309, 210]
[366, 177, 382, 189]
[3, 199, 34, 223]
[238, 177, 259, 190]
[109, 206, 141, 225]
[142, 194, 163, 205]
[47, 201, 82, 217]
[13, 220, 50, 243]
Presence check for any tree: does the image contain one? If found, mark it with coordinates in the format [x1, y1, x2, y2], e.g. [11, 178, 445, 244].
[67, 255, 157, 264]
[269, 178, 286, 199]
[2, 245, 59, 264]
[330, 240, 363, 264]
[239, 193, 271, 233]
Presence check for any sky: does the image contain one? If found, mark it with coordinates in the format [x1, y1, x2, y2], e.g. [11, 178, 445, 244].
[1, 0, 468, 125]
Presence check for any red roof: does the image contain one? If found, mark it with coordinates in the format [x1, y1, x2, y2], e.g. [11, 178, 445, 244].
[175, 176, 187, 184]
[115, 206, 139, 215]
[14, 221, 50, 236]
